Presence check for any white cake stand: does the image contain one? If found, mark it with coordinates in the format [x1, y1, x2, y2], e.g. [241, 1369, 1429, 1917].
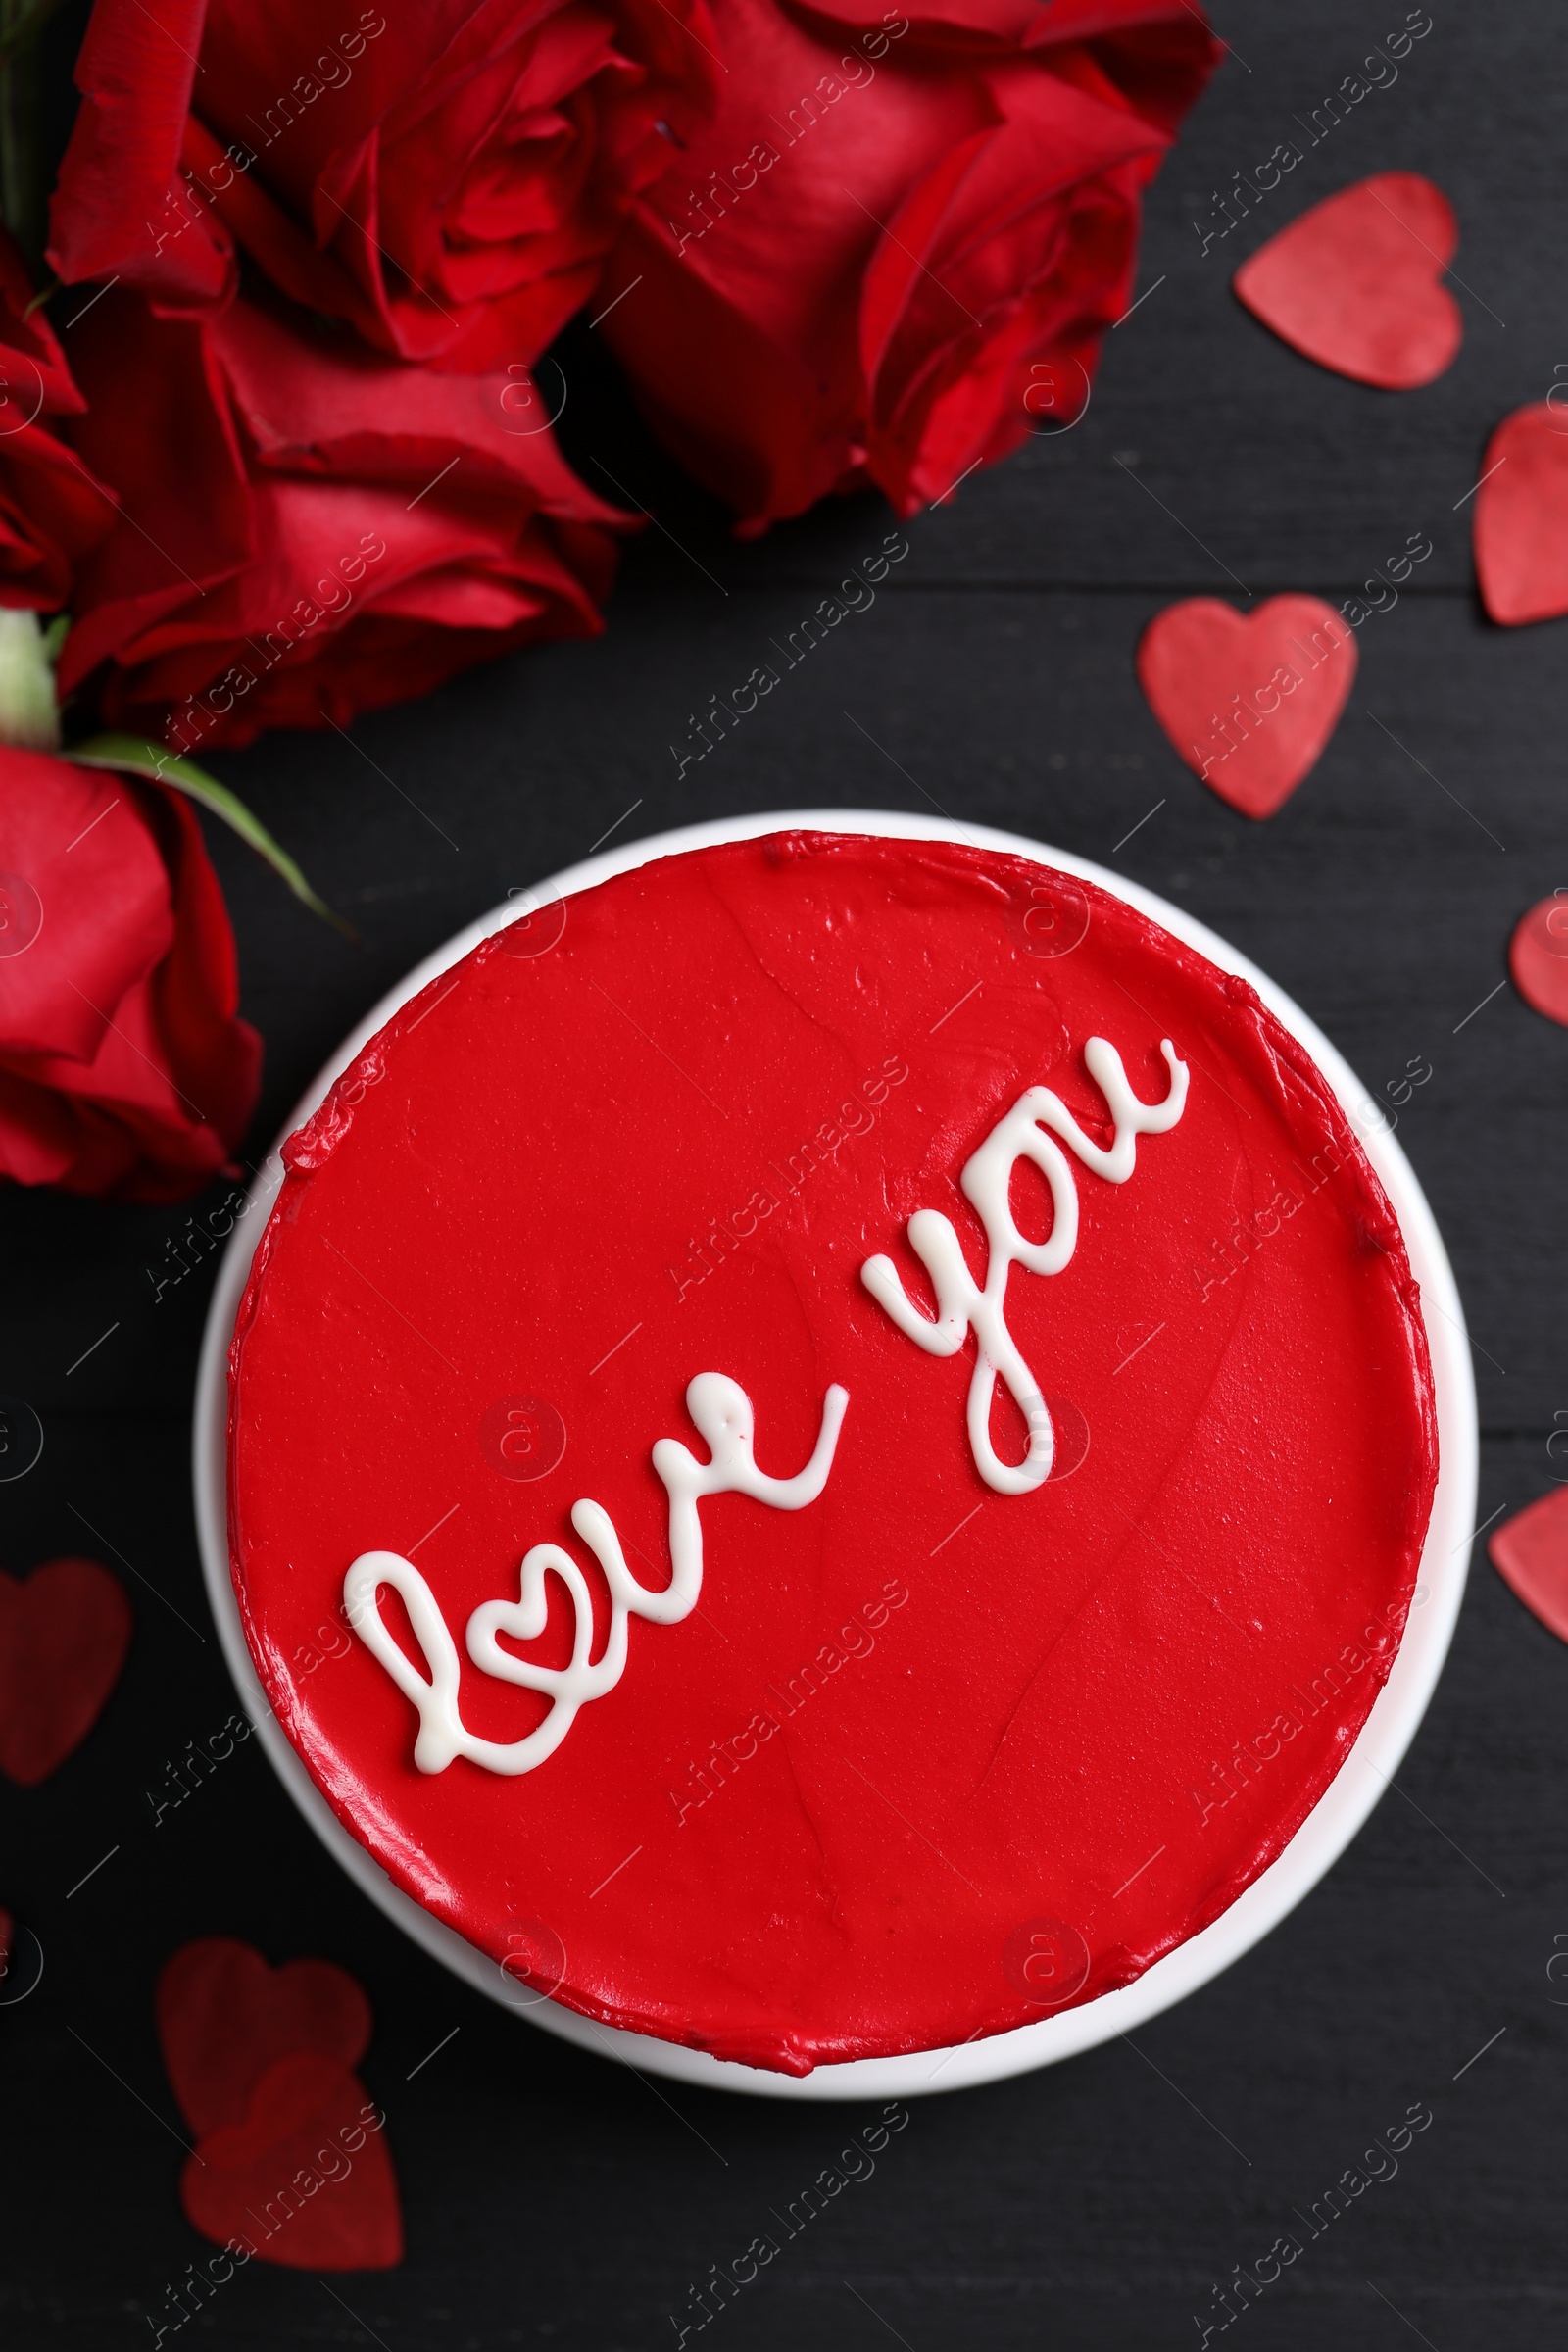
[194, 810, 1477, 2100]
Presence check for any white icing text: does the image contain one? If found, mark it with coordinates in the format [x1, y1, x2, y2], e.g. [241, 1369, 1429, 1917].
[345, 1375, 848, 1777]
[860, 1038, 1188, 1493]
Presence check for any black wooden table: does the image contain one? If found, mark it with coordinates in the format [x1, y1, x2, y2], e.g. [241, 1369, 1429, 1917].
[5, 5, 1565, 2345]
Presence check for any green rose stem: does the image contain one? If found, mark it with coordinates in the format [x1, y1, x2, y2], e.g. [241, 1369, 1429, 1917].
[0, 610, 353, 932]
[0, 609, 63, 747]
[0, 0, 68, 270]
[70, 734, 360, 941]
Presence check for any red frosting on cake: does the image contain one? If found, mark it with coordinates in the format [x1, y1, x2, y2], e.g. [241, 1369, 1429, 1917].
[228, 833, 1438, 2074]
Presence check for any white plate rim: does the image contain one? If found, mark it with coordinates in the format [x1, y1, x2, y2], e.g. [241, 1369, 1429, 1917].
[193, 808, 1477, 2100]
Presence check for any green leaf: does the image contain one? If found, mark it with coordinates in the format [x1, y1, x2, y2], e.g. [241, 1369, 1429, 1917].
[66, 733, 359, 942]
[0, 0, 77, 61]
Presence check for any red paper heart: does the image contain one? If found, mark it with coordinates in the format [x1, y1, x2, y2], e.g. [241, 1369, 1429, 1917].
[1490, 1491, 1568, 1644]
[0, 1557, 132, 1786]
[1508, 895, 1568, 1025]
[158, 1937, 372, 2137]
[1473, 404, 1568, 624]
[180, 2052, 403, 2271]
[1233, 172, 1461, 389]
[1138, 595, 1358, 817]
[0, 1903, 43, 2007]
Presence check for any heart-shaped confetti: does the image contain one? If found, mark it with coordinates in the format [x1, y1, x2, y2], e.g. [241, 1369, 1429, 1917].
[1138, 595, 1358, 818]
[1233, 172, 1461, 389]
[1507, 895, 1568, 1025]
[1490, 1491, 1568, 1644]
[158, 1937, 372, 2138]
[0, 1558, 132, 1786]
[1473, 404, 1568, 625]
[179, 2052, 403, 2271]
[0, 1905, 41, 2007]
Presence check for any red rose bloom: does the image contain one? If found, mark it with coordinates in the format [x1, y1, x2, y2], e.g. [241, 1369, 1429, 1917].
[48, 0, 717, 369]
[595, 0, 1219, 527]
[0, 749, 261, 1201]
[56, 287, 630, 750]
[0, 232, 118, 612]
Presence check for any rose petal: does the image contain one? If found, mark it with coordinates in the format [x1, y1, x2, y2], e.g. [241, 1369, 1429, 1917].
[47, 0, 234, 308]
[60, 283, 628, 746]
[0, 751, 172, 1065]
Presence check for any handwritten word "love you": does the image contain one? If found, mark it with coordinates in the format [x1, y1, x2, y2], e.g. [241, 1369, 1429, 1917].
[345, 1035, 1187, 1777]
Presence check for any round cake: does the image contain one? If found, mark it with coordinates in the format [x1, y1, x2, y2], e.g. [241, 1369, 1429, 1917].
[228, 830, 1438, 2076]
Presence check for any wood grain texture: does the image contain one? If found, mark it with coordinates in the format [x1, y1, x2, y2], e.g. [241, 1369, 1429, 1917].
[3, 5, 1565, 2345]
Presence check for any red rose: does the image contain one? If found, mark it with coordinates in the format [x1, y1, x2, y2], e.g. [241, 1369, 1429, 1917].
[0, 748, 261, 1201]
[55, 287, 630, 750]
[48, 0, 717, 369]
[0, 233, 118, 613]
[595, 0, 1219, 528]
